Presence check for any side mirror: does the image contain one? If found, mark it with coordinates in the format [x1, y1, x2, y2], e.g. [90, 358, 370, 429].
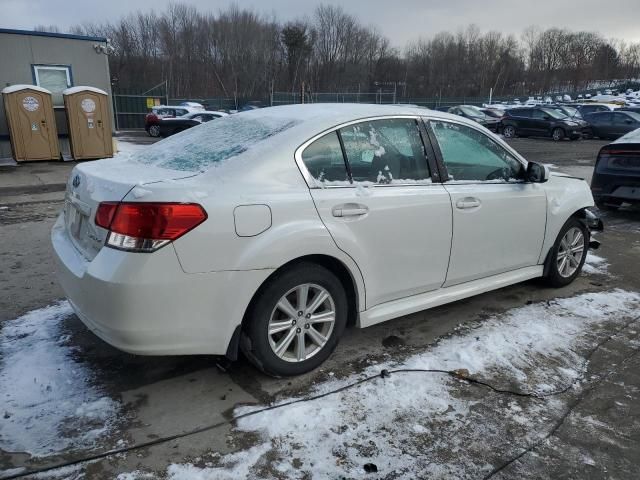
[543, 115, 550, 120]
[625, 119, 633, 124]
[526, 162, 550, 183]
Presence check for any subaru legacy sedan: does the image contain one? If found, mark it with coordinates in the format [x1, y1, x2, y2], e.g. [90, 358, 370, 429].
[52, 104, 599, 376]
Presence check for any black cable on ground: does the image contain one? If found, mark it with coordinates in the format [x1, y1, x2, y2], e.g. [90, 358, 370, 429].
[5, 316, 639, 480]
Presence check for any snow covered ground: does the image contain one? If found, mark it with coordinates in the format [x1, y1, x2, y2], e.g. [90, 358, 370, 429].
[121, 288, 639, 480]
[0, 302, 121, 458]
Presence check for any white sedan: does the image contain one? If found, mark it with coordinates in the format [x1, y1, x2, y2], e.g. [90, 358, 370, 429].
[52, 104, 601, 376]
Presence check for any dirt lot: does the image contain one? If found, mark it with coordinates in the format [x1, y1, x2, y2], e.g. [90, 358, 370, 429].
[0, 136, 639, 479]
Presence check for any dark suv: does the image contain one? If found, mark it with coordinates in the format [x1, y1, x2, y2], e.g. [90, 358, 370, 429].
[500, 107, 588, 141]
[591, 129, 640, 209]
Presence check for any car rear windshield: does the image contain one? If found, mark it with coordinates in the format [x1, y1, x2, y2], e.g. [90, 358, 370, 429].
[132, 115, 299, 172]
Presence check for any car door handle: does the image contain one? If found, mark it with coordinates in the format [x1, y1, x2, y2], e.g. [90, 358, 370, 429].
[332, 203, 369, 217]
[456, 197, 481, 209]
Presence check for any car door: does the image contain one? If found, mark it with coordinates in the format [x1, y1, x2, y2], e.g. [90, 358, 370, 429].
[298, 117, 453, 308]
[427, 119, 547, 287]
[530, 108, 550, 136]
[613, 112, 639, 137]
[511, 109, 533, 135]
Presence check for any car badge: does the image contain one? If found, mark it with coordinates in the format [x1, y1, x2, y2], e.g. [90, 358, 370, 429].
[72, 175, 81, 188]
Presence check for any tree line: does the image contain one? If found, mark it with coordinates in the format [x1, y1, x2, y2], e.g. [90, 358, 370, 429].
[62, 3, 640, 101]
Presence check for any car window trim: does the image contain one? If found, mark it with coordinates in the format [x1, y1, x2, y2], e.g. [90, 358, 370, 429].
[295, 115, 437, 189]
[424, 117, 529, 185]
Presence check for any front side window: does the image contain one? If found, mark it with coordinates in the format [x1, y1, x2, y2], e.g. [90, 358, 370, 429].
[430, 120, 524, 182]
[510, 109, 531, 118]
[300, 132, 349, 184]
[32, 65, 72, 106]
[339, 118, 430, 184]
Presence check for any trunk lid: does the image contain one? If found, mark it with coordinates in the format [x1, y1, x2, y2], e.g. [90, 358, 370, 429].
[63, 158, 198, 260]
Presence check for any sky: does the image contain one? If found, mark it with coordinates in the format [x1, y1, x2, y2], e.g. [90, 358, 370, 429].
[2, 0, 639, 47]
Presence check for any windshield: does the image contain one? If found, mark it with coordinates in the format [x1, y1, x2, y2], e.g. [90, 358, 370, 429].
[133, 115, 299, 172]
[459, 106, 485, 119]
[541, 108, 567, 120]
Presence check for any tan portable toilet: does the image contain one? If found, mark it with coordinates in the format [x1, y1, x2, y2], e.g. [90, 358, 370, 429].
[63, 86, 113, 160]
[1, 85, 60, 162]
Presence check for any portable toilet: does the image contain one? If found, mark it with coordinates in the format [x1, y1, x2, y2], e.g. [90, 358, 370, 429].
[63, 86, 113, 160]
[1, 84, 60, 162]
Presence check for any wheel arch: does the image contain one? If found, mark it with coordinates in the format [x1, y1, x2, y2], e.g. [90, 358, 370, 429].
[226, 254, 362, 361]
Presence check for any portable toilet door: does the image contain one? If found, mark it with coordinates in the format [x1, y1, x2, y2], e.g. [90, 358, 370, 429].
[1, 85, 60, 161]
[63, 86, 113, 160]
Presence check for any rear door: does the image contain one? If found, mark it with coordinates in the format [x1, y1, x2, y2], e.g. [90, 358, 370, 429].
[427, 119, 547, 286]
[510, 109, 533, 135]
[299, 116, 453, 308]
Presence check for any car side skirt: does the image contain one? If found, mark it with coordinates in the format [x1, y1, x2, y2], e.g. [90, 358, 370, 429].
[359, 265, 543, 328]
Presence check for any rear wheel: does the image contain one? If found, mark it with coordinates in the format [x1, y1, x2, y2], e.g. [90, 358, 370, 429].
[502, 125, 516, 138]
[242, 263, 347, 376]
[551, 127, 565, 141]
[543, 218, 589, 287]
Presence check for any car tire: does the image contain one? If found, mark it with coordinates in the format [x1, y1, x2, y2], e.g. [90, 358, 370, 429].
[503, 125, 516, 138]
[543, 217, 589, 288]
[551, 127, 565, 141]
[148, 125, 161, 137]
[242, 263, 348, 377]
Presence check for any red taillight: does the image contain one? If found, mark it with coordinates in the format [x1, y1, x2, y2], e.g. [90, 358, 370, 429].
[95, 202, 207, 252]
[95, 202, 119, 229]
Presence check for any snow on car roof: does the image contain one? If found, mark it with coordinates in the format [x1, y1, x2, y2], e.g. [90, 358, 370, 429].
[234, 103, 475, 135]
[1, 84, 51, 94]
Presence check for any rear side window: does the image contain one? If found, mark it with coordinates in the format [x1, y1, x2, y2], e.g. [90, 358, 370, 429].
[300, 132, 349, 184]
[339, 118, 430, 184]
[431, 120, 524, 182]
[510, 109, 531, 118]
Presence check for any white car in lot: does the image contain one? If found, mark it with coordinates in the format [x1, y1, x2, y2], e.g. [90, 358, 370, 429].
[52, 104, 601, 376]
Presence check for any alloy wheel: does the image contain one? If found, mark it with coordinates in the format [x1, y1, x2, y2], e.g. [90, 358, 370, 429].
[557, 227, 585, 278]
[503, 126, 515, 138]
[268, 283, 336, 362]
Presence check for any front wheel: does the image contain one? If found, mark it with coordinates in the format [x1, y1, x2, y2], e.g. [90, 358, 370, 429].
[242, 263, 347, 376]
[551, 127, 565, 141]
[543, 218, 589, 287]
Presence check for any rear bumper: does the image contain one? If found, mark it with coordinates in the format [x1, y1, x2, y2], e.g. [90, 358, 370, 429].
[51, 214, 273, 355]
[591, 172, 640, 204]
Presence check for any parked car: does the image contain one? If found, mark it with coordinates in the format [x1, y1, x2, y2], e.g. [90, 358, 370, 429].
[500, 107, 588, 141]
[575, 103, 616, 116]
[448, 105, 500, 131]
[583, 111, 640, 140]
[52, 104, 600, 376]
[144, 106, 202, 137]
[591, 128, 640, 210]
[158, 111, 228, 137]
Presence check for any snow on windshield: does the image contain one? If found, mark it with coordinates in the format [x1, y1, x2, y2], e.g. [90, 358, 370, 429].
[133, 115, 299, 172]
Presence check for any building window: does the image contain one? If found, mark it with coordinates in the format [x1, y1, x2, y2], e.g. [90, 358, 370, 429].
[32, 65, 72, 106]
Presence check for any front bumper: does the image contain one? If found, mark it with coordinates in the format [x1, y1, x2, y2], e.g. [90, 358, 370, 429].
[51, 215, 273, 355]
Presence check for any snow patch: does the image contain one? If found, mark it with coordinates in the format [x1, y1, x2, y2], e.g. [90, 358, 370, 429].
[583, 253, 609, 275]
[0, 302, 121, 456]
[161, 289, 639, 478]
